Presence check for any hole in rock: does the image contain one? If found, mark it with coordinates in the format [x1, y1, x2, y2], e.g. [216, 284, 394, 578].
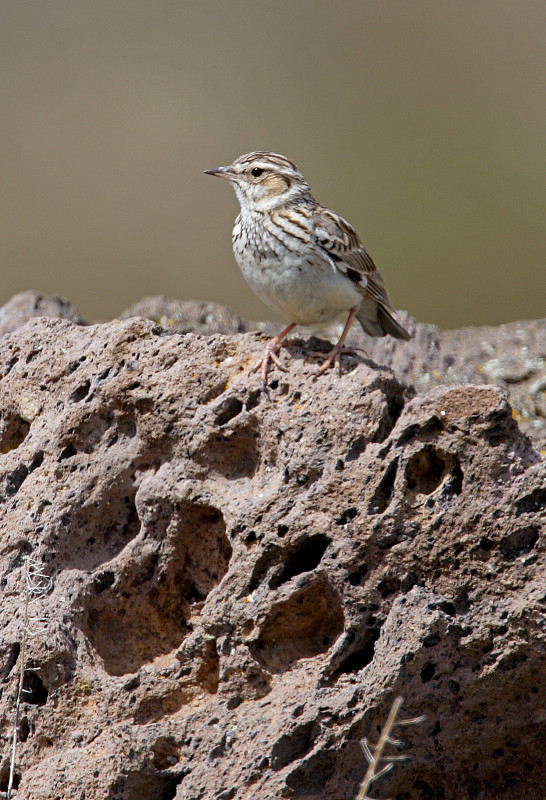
[2, 463, 29, 497]
[83, 503, 231, 675]
[348, 564, 367, 586]
[381, 389, 406, 439]
[194, 421, 260, 479]
[68, 356, 87, 374]
[369, 458, 398, 514]
[214, 396, 243, 426]
[161, 774, 186, 800]
[152, 735, 180, 770]
[377, 577, 401, 597]
[423, 632, 440, 648]
[70, 380, 91, 403]
[285, 749, 336, 796]
[345, 435, 366, 463]
[118, 415, 137, 439]
[336, 507, 358, 526]
[269, 535, 330, 588]
[436, 600, 456, 616]
[95, 364, 113, 382]
[446, 458, 464, 495]
[58, 443, 77, 461]
[68, 410, 126, 455]
[51, 483, 141, 571]
[499, 526, 539, 560]
[22, 671, 48, 704]
[28, 450, 44, 472]
[93, 570, 116, 594]
[484, 412, 515, 445]
[333, 627, 382, 678]
[0, 764, 21, 791]
[135, 396, 154, 414]
[3, 354, 19, 376]
[110, 768, 186, 800]
[246, 544, 281, 594]
[250, 577, 344, 673]
[246, 390, 261, 411]
[215, 790, 235, 800]
[198, 379, 229, 404]
[0, 413, 30, 453]
[2, 642, 21, 681]
[421, 662, 436, 683]
[396, 416, 443, 446]
[19, 716, 30, 742]
[2, 642, 21, 680]
[515, 487, 546, 517]
[271, 721, 317, 771]
[406, 447, 447, 495]
[243, 530, 257, 548]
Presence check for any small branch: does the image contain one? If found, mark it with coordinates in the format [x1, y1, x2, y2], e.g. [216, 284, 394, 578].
[7, 557, 52, 800]
[356, 696, 425, 800]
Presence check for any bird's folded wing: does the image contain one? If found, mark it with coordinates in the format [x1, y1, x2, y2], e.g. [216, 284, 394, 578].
[312, 208, 394, 309]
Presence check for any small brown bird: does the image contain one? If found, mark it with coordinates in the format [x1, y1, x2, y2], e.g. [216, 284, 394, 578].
[205, 151, 410, 383]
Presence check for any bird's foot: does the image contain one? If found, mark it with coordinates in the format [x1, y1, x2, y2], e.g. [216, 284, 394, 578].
[249, 342, 288, 386]
[306, 344, 357, 376]
[249, 323, 297, 388]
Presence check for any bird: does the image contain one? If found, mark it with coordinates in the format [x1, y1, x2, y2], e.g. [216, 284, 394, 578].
[205, 151, 410, 384]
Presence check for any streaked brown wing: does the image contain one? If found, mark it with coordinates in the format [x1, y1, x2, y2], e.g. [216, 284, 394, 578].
[312, 208, 394, 308]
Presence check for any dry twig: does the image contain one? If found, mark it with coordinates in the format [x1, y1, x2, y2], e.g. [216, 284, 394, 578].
[7, 556, 52, 800]
[356, 696, 425, 800]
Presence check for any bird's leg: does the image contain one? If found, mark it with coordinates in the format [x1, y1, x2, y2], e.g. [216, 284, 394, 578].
[315, 307, 359, 375]
[250, 323, 297, 385]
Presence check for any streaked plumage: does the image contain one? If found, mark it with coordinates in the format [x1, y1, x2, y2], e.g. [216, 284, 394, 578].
[205, 151, 410, 382]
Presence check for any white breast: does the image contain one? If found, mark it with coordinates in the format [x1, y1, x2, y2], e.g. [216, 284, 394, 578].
[232, 214, 362, 325]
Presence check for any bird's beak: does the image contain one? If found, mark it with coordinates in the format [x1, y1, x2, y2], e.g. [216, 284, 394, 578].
[204, 166, 238, 182]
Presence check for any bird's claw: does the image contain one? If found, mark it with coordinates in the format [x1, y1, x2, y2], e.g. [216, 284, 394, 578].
[250, 345, 287, 387]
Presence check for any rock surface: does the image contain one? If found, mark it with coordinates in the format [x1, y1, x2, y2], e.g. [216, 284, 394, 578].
[0, 298, 544, 800]
[0, 292, 86, 336]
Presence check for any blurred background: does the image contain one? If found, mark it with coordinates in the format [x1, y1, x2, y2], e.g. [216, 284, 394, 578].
[0, 1, 544, 329]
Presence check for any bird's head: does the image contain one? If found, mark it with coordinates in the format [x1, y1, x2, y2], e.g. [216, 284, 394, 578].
[205, 151, 312, 212]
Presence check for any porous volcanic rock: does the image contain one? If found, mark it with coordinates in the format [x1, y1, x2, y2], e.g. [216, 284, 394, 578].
[0, 292, 85, 336]
[0, 311, 544, 800]
[120, 296, 249, 336]
[122, 298, 546, 451]
[1, 292, 545, 450]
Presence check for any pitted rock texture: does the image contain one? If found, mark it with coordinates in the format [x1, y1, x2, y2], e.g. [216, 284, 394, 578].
[0, 312, 544, 800]
[120, 296, 248, 336]
[0, 291, 85, 336]
[2, 292, 544, 450]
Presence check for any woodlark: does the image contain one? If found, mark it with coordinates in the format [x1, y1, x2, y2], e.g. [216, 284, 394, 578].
[205, 151, 410, 383]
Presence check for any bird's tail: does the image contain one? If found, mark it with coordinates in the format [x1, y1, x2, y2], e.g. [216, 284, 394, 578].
[357, 303, 411, 340]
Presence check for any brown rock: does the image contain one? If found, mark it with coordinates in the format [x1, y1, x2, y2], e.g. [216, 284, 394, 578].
[2, 293, 544, 449]
[0, 312, 544, 800]
[0, 291, 85, 335]
[120, 296, 249, 335]
[120, 298, 546, 450]
[364, 312, 546, 450]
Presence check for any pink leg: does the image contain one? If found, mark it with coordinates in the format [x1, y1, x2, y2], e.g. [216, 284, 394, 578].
[250, 322, 297, 385]
[316, 307, 359, 375]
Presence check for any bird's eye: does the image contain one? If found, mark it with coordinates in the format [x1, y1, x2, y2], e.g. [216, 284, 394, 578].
[251, 167, 264, 177]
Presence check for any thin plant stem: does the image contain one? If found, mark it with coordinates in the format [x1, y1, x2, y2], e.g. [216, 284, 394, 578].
[7, 557, 52, 800]
[6, 574, 30, 800]
[356, 696, 426, 800]
[357, 697, 404, 800]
